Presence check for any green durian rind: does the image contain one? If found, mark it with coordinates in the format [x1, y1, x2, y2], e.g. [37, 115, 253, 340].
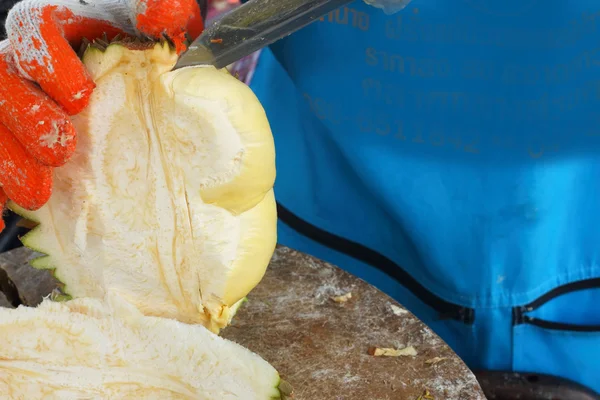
[8, 201, 72, 302]
[275, 379, 294, 400]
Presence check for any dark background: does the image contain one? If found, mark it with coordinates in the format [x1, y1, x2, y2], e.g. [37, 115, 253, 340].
[0, 0, 16, 39]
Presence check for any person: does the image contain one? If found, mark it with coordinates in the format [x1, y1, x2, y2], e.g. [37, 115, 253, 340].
[0, 0, 599, 394]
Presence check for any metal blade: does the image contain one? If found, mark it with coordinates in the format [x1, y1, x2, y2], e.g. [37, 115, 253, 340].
[173, 0, 353, 70]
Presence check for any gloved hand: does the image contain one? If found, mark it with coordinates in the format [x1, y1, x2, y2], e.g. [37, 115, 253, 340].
[0, 0, 204, 230]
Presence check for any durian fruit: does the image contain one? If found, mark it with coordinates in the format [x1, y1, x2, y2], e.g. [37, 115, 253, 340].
[11, 38, 277, 333]
[0, 294, 290, 399]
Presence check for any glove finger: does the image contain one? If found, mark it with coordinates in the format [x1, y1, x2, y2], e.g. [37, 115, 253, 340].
[6, 2, 126, 115]
[135, 0, 204, 52]
[0, 48, 77, 167]
[0, 123, 53, 211]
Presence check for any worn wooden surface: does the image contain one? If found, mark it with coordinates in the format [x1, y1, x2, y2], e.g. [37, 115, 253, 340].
[0, 246, 486, 400]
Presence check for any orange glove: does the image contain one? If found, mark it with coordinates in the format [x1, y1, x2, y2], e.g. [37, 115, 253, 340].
[0, 0, 204, 231]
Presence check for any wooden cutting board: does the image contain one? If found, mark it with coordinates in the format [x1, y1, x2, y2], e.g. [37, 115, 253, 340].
[0, 245, 486, 400]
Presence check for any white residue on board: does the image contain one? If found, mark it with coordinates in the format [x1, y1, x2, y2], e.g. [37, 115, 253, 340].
[389, 303, 409, 315]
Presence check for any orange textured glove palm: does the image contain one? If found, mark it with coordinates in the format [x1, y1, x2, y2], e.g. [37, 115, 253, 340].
[0, 0, 204, 231]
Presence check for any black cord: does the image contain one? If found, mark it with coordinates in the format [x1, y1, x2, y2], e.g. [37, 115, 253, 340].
[198, 0, 208, 24]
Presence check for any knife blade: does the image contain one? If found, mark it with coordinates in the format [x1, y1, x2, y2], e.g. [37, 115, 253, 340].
[172, 0, 354, 70]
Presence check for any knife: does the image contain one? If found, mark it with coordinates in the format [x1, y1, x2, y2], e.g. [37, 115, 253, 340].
[172, 0, 355, 70]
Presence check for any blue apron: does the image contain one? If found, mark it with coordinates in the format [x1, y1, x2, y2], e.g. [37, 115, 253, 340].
[246, 0, 600, 391]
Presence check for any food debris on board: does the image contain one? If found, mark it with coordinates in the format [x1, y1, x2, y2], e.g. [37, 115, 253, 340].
[368, 345, 418, 357]
[331, 292, 352, 303]
[390, 303, 409, 315]
[416, 389, 435, 399]
[425, 357, 447, 365]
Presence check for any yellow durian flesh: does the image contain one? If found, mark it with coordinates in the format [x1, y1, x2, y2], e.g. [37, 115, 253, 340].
[12, 42, 277, 333]
[0, 295, 283, 399]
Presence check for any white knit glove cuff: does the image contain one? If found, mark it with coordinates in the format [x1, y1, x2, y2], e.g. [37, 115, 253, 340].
[5, 0, 138, 79]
